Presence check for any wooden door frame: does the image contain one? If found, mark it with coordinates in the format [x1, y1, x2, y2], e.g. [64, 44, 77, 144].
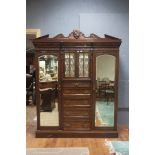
[35, 50, 62, 130]
[92, 50, 119, 131]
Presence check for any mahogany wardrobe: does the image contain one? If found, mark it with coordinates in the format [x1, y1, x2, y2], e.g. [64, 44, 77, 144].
[32, 30, 122, 138]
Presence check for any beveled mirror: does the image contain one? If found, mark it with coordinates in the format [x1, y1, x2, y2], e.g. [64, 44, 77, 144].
[95, 54, 115, 127]
[38, 54, 59, 127]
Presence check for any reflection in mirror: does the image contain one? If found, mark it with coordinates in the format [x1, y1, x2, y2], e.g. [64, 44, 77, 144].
[39, 86, 59, 126]
[95, 55, 115, 127]
[39, 55, 58, 82]
[39, 54, 59, 126]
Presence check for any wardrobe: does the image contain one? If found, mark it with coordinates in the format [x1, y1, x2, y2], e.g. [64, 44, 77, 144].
[33, 30, 121, 138]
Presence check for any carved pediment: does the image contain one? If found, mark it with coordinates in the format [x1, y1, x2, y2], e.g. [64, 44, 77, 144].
[53, 34, 65, 38]
[89, 33, 101, 39]
[69, 30, 85, 39]
[53, 30, 102, 39]
[34, 30, 121, 44]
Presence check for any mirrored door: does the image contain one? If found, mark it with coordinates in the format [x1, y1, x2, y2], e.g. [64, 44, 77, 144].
[95, 54, 116, 127]
[38, 54, 59, 127]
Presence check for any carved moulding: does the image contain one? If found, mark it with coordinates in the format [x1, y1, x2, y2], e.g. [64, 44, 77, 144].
[53, 30, 102, 39]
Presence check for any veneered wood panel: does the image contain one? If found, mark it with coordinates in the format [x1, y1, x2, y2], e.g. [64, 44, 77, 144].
[63, 81, 91, 88]
[64, 107, 91, 117]
[63, 120, 91, 131]
[63, 88, 91, 94]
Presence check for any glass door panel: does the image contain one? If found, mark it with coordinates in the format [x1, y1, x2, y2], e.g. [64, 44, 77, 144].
[65, 53, 75, 77]
[79, 52, 89, 77]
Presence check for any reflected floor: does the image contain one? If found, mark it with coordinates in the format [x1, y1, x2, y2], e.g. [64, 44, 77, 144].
[40, 103, 59, 126]
[95, 100, 114, 127]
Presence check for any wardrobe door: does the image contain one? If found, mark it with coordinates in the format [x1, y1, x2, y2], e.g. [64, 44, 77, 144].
[62, 51, 92, 131]
[37, 54, 60, 128]
[93, 53, 117, 128]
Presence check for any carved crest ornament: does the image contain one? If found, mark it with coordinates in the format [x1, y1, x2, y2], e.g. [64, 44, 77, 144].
[72, 30, 81, 39]
[53, 30, 102, 39]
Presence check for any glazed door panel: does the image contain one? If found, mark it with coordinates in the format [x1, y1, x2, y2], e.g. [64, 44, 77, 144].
[62, 51, 92, 131]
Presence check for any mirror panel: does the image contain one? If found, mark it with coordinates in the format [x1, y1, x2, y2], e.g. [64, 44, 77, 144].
[39, 55, 58, 82]
[39, 87, 59, 126]
[38, 54, 59, 127]
[95, 55, 115, 127]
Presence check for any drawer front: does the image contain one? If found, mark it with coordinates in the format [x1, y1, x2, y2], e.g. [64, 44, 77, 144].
[63, 117, 90, 122]
[63, 95, 91, 107]
[64, 107, 91, 117]
[63, 121, 91, 130]
[62, 80, 92, 131]
[63, 88, 90, 94]
[63, 81, 90, 88]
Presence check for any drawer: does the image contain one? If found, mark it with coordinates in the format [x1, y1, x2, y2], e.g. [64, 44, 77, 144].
[63, 95, 91, 106]
[63, 81, 90, 88]
[64, 107, 91, 117]
[63, 117, 90, 122]
[63, 121, 91, 130]
[63, 88, 90, 94]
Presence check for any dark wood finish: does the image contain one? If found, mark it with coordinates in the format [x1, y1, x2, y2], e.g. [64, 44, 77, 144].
[33, 30, 121, 138]
[92, 51, 119, 131]
[36, 130, 118, 138]
[26, 74, 33, 105]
